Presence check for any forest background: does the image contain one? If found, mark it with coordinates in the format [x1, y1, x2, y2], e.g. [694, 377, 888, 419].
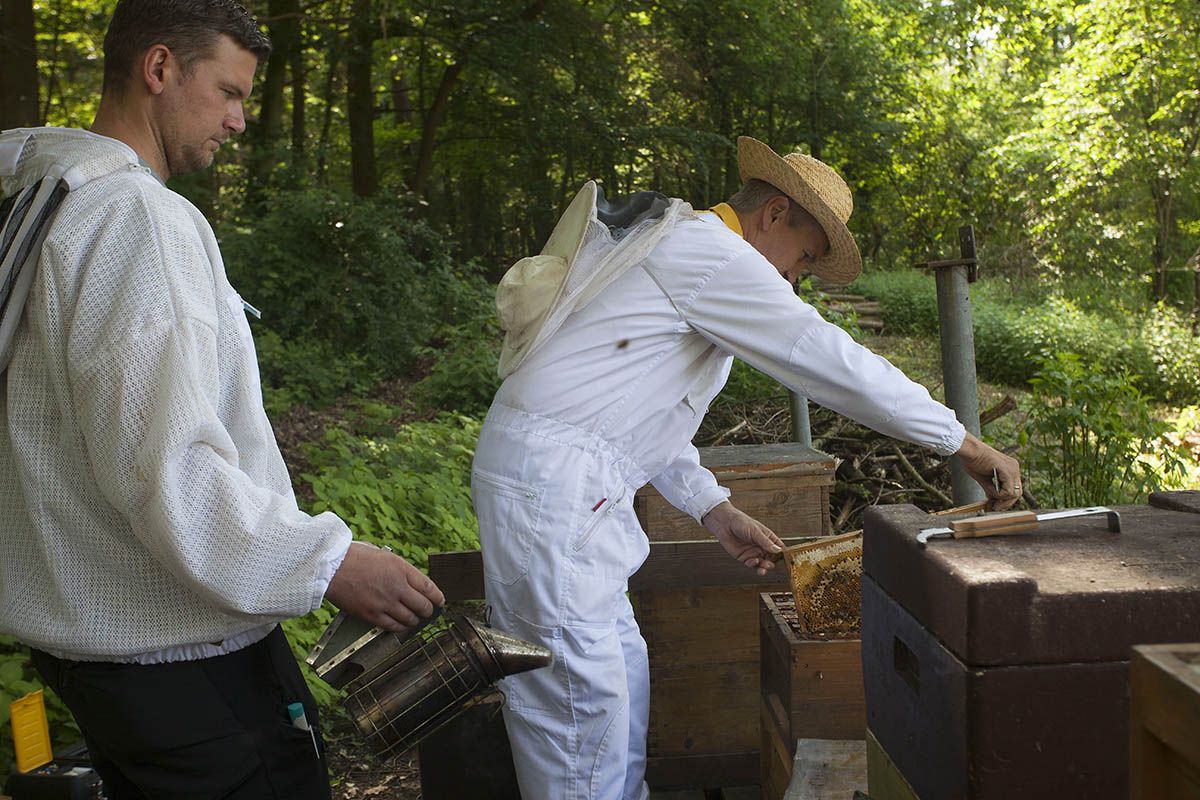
[2, 0, 1200, 776]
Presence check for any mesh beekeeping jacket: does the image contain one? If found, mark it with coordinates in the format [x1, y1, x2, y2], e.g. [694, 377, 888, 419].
[497, 181, 694, 377]
[0, 128, 351, 659]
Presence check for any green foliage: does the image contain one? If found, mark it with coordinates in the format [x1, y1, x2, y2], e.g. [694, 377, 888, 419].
[221, 189, 479, 387]
[850, 271, 940, 336]
[853, 271, 1200, 403]
[717, 359, 788, 406]
[0, 637, 78, 777]
[410, 278, 503, 416]
[254, 330, 377, 418]
[277, 411, 484, 709]
[300, 412, 482, 572]
[1019, 353, 1187, 506]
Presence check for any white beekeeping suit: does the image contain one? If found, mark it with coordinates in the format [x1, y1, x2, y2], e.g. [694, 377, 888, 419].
[474, 178, 964, 799]
[0, 127, 352, 662]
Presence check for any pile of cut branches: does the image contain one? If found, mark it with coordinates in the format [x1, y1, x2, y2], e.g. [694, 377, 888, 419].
[697, 396, 1017, 533]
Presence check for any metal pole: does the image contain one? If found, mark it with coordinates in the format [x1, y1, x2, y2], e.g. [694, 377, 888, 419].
[789, 391, 812, 448]
[789, 281, 813, 448]
[933, 225, 985, 505]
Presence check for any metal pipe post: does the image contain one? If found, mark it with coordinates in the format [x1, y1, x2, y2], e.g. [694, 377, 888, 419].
[787, 280, 814, 448]
[934, 225, 985, 505]
[789, 391, 812, 448]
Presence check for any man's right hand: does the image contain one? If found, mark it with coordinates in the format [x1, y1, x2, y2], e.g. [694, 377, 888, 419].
[325, 542, 446, 632]
[954, 431, 1022, 511]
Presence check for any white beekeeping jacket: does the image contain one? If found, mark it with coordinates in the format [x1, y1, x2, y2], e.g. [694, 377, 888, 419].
[0, 128, 352, 661]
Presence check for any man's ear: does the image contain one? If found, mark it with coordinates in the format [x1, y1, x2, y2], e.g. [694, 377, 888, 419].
[142, 45, 173, 96]
[765, 195, 789, 228]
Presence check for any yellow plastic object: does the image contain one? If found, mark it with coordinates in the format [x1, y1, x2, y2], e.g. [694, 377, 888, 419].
[10, 689, 53, 773]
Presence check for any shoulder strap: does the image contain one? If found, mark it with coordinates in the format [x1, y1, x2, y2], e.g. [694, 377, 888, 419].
[0, 176, 71, 374]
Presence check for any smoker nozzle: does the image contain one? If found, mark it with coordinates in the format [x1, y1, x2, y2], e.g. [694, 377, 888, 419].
[472, 622, 554, 679]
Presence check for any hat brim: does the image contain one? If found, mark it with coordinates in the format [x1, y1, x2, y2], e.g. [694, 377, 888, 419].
[737, 137, 861, 285]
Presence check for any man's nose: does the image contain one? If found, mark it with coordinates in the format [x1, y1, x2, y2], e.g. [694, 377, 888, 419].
[226, 105, 247, 135]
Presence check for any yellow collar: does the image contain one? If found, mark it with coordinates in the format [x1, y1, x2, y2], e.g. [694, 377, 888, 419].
[704, 203, 743, 237]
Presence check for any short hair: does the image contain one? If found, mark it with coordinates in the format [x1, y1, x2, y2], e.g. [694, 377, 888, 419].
[102, 0, 271, 95]
[727, 179, 817, 228]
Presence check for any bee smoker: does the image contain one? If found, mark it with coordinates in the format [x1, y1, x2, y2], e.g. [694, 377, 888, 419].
[306, 609, 551, 757]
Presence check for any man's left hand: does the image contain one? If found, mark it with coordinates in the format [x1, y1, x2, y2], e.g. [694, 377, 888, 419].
[701, 501, 785, 576]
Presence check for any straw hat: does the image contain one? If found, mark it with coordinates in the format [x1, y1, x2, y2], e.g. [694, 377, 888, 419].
[737, 136, 861, 284]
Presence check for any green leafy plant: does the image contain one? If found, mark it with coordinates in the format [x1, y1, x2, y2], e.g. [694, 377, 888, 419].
[281, 412, 483, 709]
[254, 329, 378, 417]
[299, 414, 482, 569]
[411, 277, 504, 415]
[221, 189, 483, 386]
[1019, 353, 1188, 507]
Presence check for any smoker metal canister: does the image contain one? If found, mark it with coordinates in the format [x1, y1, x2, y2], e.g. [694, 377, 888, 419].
[307, 611, 552, 757]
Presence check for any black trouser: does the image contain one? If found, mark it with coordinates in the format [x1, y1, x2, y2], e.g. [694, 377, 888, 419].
[31, 626, 331, 800]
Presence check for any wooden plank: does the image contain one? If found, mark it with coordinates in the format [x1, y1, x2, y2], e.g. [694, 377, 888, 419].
[645, 751, 759, 790]
[429, 539, 815, 602]
[692, 442, 835, 472]
[634, 585, 761, 665]
[1131, 643, 1200, 800]
[636, 472, 834, 502]
[785, 640, 865, 741]
[761, 696, 793, 800]
[638, 486, 828, 541]
[788, 739, 867, 800]
[761, 592, 866, 745]
[648, 660, 760, 756]
[866, 728, 920, 800]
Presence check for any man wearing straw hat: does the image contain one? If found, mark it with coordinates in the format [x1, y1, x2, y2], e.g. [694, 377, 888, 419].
[474, 136, 1021, 799]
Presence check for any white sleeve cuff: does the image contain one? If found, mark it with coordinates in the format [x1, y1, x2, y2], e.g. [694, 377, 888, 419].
[688, 485, 732, 523]
[935, 421, 967, 457]
[309, 522, 353, 613]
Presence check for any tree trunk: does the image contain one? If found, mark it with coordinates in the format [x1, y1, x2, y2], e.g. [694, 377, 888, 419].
[0, 0, 39, 130]
[409, 0, 545, 198]
[1151, 178, 1173, 300]
[1189, 246, 1200, 335]
[346, 0, 377, 197]
[290, 17, 306, 173]
[391, 73, 411, 124]
[247, 0, 302, 199]
[410, 60, 463, 196]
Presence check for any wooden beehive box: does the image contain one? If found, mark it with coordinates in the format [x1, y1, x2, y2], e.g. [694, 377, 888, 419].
[759, 591, 866, 800]
[862, 496, 1200, 800]
[1131, 642, 1200, 800]
[631, 443, 835, 790]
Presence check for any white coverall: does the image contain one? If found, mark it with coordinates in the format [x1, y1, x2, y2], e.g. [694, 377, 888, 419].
[472, 208, 965, 799]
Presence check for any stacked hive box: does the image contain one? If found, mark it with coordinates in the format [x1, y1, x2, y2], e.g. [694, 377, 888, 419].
[759, 592, 865, 800]
[1130, 642, 1200, 800]
[861, 494, 1200, 800]
[632, 443, 835, 790]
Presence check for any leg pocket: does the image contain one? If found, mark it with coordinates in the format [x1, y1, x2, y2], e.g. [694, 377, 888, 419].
[473, 468, 544, 585]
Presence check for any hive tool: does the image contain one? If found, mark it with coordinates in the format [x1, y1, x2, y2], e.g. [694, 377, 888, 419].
[917, 506, 1122, 545]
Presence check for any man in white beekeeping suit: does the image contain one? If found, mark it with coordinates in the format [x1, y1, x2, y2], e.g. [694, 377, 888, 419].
[472, 136, 1022, 799]
[0, 2, 443, 797]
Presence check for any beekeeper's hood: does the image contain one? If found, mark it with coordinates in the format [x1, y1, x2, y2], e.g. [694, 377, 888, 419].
[496, 181, 693, 378]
